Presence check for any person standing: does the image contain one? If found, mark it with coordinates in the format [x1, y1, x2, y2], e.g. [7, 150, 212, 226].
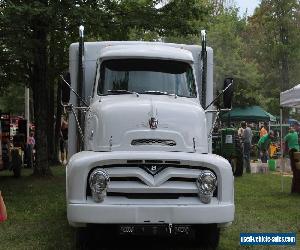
[284, 126, 300, 193]
[242, 122, 253, 173]
[60, 115, 68, 165]
[238, 122, 245, 138]
[259, 122, 268, 138]
[257, 131, 274, 163]
[25, 132, 35, 168]
[0, 191, 7, 222]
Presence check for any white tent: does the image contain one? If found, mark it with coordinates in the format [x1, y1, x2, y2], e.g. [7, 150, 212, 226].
[280, 84, 300, 108]
[279, 84, 300, 191]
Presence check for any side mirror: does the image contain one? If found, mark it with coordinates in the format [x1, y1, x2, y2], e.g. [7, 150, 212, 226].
[61, 72, 71, 103]
[223, 77, 234, 109]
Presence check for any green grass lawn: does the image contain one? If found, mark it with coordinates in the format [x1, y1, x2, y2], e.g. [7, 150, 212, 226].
[0, 167, 299, 250]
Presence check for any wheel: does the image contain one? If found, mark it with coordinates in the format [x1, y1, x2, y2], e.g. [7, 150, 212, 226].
[75, 227, 90, 250]
[194, 224, 220, 249]
[11, 149, 22, 178]
[75, 226, 113, 250]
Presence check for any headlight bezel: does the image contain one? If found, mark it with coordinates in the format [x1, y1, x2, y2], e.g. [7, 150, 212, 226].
[89, 168, 110, 202]
[196, 170, 217, 204]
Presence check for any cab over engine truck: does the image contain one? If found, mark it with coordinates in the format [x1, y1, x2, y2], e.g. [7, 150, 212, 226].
[64, 28, 234, 249]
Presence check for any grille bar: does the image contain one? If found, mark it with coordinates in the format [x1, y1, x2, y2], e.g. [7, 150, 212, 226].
[107, 193, 198, 199]
[107, 181, 198, 194]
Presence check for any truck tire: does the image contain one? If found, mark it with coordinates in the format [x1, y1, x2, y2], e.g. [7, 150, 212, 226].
[194, 224, 220, 249]
[75, 228, 91, 250]
[11, 149, 22, 178]
[76, 226, 113, 250]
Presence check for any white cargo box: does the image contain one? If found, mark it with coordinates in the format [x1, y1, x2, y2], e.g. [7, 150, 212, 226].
[250, 162, 269, 174]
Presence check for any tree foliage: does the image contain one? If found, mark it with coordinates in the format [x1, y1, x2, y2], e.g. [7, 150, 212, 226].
[208, 8, 263, 107]
[2, 0, 300, 175]
[245, 0, 300, 114]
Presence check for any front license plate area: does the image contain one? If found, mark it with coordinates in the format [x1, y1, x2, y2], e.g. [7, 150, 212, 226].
[119, 224, 192, 236]
[119, 224, 169, 236]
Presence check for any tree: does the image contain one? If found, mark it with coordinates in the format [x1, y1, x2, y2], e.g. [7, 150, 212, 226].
[208, 8, 263, 107]
[0, 1, 51, 175]
[0, 83, 25, 115]
[1, 0, 217, 176]
[245, 0, 300, 114]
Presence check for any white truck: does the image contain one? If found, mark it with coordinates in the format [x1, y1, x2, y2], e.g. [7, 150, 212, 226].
[63, 29, 234, 249]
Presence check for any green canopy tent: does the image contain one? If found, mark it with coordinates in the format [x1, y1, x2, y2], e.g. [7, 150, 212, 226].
[220, 106, 276, 122]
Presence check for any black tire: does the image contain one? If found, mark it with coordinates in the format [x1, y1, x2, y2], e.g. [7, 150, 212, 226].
[76, 226, 113, 250]
[194, 224, 220, 249]
[11, 149, 22, 178]
[75, 227, 91, 250]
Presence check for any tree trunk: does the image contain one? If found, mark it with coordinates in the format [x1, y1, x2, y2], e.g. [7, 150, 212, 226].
[48, 39, 56, 164]
[31, 20, 52, 176]
[55, 78, 63, 163]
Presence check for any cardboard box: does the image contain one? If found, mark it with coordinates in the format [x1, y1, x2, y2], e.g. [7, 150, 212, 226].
[250, 162, 269, 174]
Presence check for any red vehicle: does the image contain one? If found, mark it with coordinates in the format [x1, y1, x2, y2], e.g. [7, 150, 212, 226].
[0, 113, 23, 177]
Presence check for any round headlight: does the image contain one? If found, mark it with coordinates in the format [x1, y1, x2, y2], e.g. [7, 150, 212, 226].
[89, 169, 109, 202]
[196, 170, 217, 204]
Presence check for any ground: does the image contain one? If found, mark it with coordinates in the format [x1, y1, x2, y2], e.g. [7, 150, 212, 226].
[0, 166, 299, 249]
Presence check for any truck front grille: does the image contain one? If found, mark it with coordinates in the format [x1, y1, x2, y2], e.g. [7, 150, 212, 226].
[86, 165, 218, 200]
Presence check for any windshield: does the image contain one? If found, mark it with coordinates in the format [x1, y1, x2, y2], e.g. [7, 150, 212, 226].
[97, 59, 197, 97]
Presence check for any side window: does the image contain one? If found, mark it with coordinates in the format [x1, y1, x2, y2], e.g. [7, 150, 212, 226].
[92, 61, 100, 98]
[187, 67, 196, 97]
[98, 63, 104, 94]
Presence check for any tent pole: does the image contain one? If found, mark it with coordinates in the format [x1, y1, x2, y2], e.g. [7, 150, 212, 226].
[280, 107, 284, 192]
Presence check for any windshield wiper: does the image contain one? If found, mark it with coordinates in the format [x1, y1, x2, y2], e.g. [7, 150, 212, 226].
[142, 90, 177, 98]
[107, 89, 139, 97]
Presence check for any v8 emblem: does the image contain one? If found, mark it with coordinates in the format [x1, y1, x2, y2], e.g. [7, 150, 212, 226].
[142, 165, 165, 175]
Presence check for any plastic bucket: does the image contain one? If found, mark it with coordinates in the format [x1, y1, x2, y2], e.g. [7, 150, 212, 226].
[268, 159, 276, 171]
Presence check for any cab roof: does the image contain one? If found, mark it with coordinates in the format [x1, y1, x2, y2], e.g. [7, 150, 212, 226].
[99, 44, 194, 63]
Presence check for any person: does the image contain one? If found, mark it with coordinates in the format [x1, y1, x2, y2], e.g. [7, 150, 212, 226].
[25, 132, 35, 168]
[242, 122, 253, 173]
[284, 126, 300, 193]
[259, 122, 268, 138]
[0, 191, 7, 222]
[257, 131, 274, 163]
[60, 115, 68, 165]
[238, 122, 245, 138]
[27, 132, 35, 146]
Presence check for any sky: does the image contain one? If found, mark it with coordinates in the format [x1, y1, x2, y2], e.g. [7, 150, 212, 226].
[234, 0, 260, 16]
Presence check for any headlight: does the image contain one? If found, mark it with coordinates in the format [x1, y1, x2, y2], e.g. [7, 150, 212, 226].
[196, 170, 217, 204]
[89, 169, 110, 202]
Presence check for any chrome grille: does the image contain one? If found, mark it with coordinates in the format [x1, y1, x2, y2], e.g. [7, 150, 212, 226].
[131, 139, 176, 146]
[86, 165, 218, 200]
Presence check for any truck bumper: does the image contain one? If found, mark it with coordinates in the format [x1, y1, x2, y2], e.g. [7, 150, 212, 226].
[66, 151, 234, 227]
[67, 198, 234, 227]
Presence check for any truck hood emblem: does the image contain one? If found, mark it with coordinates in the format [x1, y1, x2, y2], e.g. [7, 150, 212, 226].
[149, 117, 158, 129]
[142, 165, 165, 175]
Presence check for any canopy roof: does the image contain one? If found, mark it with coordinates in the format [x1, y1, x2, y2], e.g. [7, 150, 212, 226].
[220, 106, 276, 122]
[280, 84, 300, 108]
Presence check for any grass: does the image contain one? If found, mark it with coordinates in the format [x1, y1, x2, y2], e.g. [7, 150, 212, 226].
[0, 167, 299, 249]
[0, 167, 74, 250]
[219, 173, 300, 250]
